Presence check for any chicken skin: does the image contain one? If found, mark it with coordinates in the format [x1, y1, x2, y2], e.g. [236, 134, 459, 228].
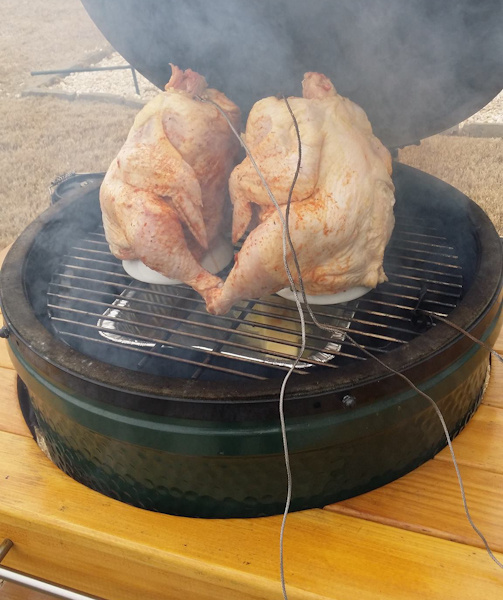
[206, 72, 395, 315]
[100, 65, 240, 301]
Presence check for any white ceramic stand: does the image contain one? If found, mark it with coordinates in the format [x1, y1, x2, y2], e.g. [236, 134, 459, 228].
[276, 285, 371, 305]
[122, 238, 234, 285]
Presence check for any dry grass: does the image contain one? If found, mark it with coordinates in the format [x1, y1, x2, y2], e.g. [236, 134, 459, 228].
[0, 0, 501, 251]
[0, 0, 106, 92]
[0, 0, 134, 249]
[0, 96, 137, 247]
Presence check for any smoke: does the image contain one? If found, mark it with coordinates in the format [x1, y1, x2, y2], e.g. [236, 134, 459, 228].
[82, 0, 503, 148]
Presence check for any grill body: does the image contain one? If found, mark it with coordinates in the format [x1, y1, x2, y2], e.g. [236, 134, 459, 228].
[11, 345, 491, 518]
[1, 164, 502, 517]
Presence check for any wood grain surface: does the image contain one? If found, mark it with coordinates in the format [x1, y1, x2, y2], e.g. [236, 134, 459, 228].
[0, 582, 51, 600]
[0, 337, 15, 370]
[1, 428, 502, 600]
[484, 359, 503, 409]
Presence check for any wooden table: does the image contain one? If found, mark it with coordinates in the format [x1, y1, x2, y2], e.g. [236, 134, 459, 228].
[0, 245, 502, 599]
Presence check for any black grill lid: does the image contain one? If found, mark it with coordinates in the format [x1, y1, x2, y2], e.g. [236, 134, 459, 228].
[81, 0, 503, 148]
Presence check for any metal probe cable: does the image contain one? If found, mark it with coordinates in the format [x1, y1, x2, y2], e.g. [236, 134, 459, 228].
[201, 94, 503, 600]
[198, 95, 305, 599]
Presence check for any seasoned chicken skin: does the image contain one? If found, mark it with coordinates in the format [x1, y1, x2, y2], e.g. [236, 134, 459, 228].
[100, 65, 240, 301]
[206, 72, 395, 315]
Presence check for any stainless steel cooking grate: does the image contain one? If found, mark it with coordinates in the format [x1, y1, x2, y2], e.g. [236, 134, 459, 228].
[47, 214, 463, 381]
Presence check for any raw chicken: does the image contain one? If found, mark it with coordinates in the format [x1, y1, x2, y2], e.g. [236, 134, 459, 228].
[100, 65, 240, 301]
[206, 72, 395, 315]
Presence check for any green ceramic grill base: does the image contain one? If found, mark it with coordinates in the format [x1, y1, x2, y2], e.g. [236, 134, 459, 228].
[15, 349, 489, 518]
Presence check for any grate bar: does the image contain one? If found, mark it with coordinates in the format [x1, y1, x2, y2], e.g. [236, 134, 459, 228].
[57, 331, 269, 380]
[48, 298, 353, 363]
[385, 263, 463, 279]
[51, 317, 314, 374]
[80, 238, 110, 246]
[385, 252, 462, 270]
[355, 296, 449, 317]
[394, 224, 446, 237]
[391, 237, 455, 251]
[50, 309, 341, 370]
[47, 214, 465, 380]
[72, 247, 117, 257]
[385, 280, 462, 300]
[389, 244, 458, 259]
[387, 263, 463, 281]
[250, 284, 458, 312]
[59, 263, 131, 280]
[363, 289, 456, 309]
[385, 271, 462, 290]
[65, 254, 122, 268]
[49, 285, 367, 358]
[394, 229, 449, 242]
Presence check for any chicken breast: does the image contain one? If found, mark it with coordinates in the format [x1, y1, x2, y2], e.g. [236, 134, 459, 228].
[100, 65, 241, 301]
[206, 72, 395, 315]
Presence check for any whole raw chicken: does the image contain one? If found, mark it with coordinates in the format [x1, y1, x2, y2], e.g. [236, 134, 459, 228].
[100, 65, 240, 301]
[206, 72, 395, 315]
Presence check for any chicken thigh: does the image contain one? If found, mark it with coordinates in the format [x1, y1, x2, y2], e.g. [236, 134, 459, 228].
[100, 65, 240, 301]
[206, 72, 395, 315]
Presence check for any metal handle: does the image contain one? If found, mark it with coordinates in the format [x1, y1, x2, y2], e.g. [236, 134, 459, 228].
[0, 539, 105, 600]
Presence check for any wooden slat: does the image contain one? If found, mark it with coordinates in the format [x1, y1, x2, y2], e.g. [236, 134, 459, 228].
[325, 458, 503, 552]
[0, 368, 30, 438]
[483, 359, 503, 409]
[435, 405, 503, 474]
[0, 430, 502, 600]
[0, 338, 15, 370]
[0, 244, 10, 269]
[0, 582, 51, 600]
[493, 328, 503, 357]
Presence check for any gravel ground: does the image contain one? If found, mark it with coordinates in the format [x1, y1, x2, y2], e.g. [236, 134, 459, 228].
[42, 52, 503, 126]
[0, 0, 106, 98]
[463, 90, 503, 124]
[50, 53, 159, 102]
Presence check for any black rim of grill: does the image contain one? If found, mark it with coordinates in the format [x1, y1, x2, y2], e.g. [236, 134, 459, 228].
[1, 163, 502, 416]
